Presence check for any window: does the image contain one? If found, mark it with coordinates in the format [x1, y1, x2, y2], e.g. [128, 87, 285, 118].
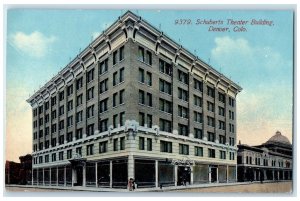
[179, 144, 189, 155]
[119, 67, 124, 82]
[219, 135, 226, 144]
[120, 137, 125, 150]
[146, 93, 152, 107]
[113, 138, 118, 151]
[39, 142, 43, 150]
[100, 119, 108, 132]
[99, 79, 108, 93]
[139, 112, 145, 126]
[159, 59, 172, 76]
[159, 98, 172, 113]
[178, 70, 188, 84]
[139, 90, 145, 104]
[99, 141, 108, 153]
[51, 124, 57, 134]
[76, 147, 82, 156]
[87, 105, 94, 118]
[120, 89, 125, 104]
[139, 137, 145, 150]
[51, 96, 57, 106]
[229, 97, 235, 107]
[147, 114, 152, 128]
[138, 46, 144, 62]
[67, 100, 73, 112]
[67, 132, 73, 142]
[208, 132, 215, 142]
[160, 140, 172, 153]
[76, 77, 83, 90]
[195, 146, 203, 156]
[67, 149, 72, 159]
[220, 150, 226, 159]
[178, 88, 188, 101]
[51, 138, 56, 147]
[45, 127, 49, 136]
[120, 112, 125, 126]
[39, 106, 43, 114]
[33, 132, 37, 140]
[45, 155, 49, 163]
[219, 107, 225, 116]
[219, 92, 225, 103]
[86, 68, 95, 83]
[146, 72, 152, 86]
[194, 95, 202, 107]
[39, 130, 43, 138]
[99, 59, 108, 75]
[45, 101, 49, 110]
[194, 79, 203, 92]
[229, 137, 235, 146]
[76, 128, 83, 140]
[194, 128, 203, 139]
[76, 94, 83, 106]
[207, 86, 215, 98]
[59, 91, 64, 101]
[59, 151, 64, 160]
[229, 111, 235, 120]
[159, 79, 171, 95]
[178, 105, 188, 118]
[178, 124, 188, 136]
[45, 114, 49, 123]
[207, 116, 215, 127]
[76, 111, 83, 123]
[139, 68, 144, 83]
[194, 112, 202, 123]
[87, 87, 94, 100]
[219, 121, 225, 130]
[59, 135, 64, 145]
[113, 51, 118, 65]
[113, 92, 117, 107]
[86, 144, 94, 156]
[229, 152, 235, 160]
[51, 110, 57, 120]
[113, 72, 118, 86]
[100, 98, 108, 113]
[67, 116, 73, 127]
[39, 118, 43, 126]
[159, 119, 172, 132]
[145, 50, 152, 65]
[119, 46, 124, 61]
[87, 124, 94, 136]
[229, 123, 235, 133]
[207, 101, 214, 112]
[52, 153, 56, 162]
[67, 85, 73, 96]
[113, 114, 118, 128]
[58, 120, 65, 130]
[147, 138, 152, 151]
[59, 105, 64, 116]
[208, 148, 216, 158]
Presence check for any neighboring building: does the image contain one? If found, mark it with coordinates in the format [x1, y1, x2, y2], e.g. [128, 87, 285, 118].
[26, 11, 242, 189]
[19, 154, 33, 185]
[5, 161, 21, 184]
[237, 131, 292, 182]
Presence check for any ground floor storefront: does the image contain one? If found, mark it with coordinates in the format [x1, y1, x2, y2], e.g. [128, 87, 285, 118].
[32, 156, 237, 189]
[237, 166, 292, 182]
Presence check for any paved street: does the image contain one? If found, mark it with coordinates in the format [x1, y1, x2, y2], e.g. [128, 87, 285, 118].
[5, 181, 292, 193]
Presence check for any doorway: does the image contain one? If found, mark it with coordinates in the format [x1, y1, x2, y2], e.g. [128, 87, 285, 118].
[210, 167, 217, 182]
[177, 166, 191, 186]
[74, 166, 83, 186]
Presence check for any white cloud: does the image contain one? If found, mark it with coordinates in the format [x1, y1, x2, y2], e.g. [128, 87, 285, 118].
[10, 31, 56, 58]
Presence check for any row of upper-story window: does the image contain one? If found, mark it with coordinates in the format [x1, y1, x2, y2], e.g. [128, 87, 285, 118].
[33, 137, 235, 165]
[237, 155, 290, 168]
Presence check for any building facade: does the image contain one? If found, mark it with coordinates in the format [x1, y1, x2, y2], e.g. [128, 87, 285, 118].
[237, 131, 292, 182]
[27, 11, 242, 189]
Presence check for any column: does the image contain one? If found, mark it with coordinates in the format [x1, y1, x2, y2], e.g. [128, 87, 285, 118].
[190, 166, 194, 185]
[37, 168, 39, 186]
[216, 167, 219, 183]
[258, 170, 261, 181]
[272, 170, 275, 181]
[83, 163, 86, 187]
[43, 168, 45, 186]
[109, 160, 113, 188]
[277, 170, 280, 180]
[64, 166, 66, 186]
[95, 162, 98, 188]
[32, 168, 34, 185]
[56, 167, 58, 186]
[174, 165, 178, 186]
[208, 166, 212, 183]
[253, 170, 256, 181]
[49, 167, 52, 186]
[226, 165, 229, 183]
[72, 168, 75, 187]
[155, 160, 158, 188]
[128, 155, 134, 180]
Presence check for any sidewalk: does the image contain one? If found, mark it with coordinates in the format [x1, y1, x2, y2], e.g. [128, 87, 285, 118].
[6, 180, 290, 192]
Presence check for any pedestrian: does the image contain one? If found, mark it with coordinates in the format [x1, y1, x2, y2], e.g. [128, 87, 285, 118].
[128, 178, 133, 191]
[132, 179, 136, 191]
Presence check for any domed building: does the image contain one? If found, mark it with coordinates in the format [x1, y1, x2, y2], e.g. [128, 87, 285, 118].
[237, 131, 292, 182]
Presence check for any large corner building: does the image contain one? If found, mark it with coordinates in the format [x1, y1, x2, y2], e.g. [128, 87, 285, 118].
[27, 11, 242, 188]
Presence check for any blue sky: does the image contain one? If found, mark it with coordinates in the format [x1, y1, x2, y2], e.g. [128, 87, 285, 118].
[6, 9, 294, 161]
